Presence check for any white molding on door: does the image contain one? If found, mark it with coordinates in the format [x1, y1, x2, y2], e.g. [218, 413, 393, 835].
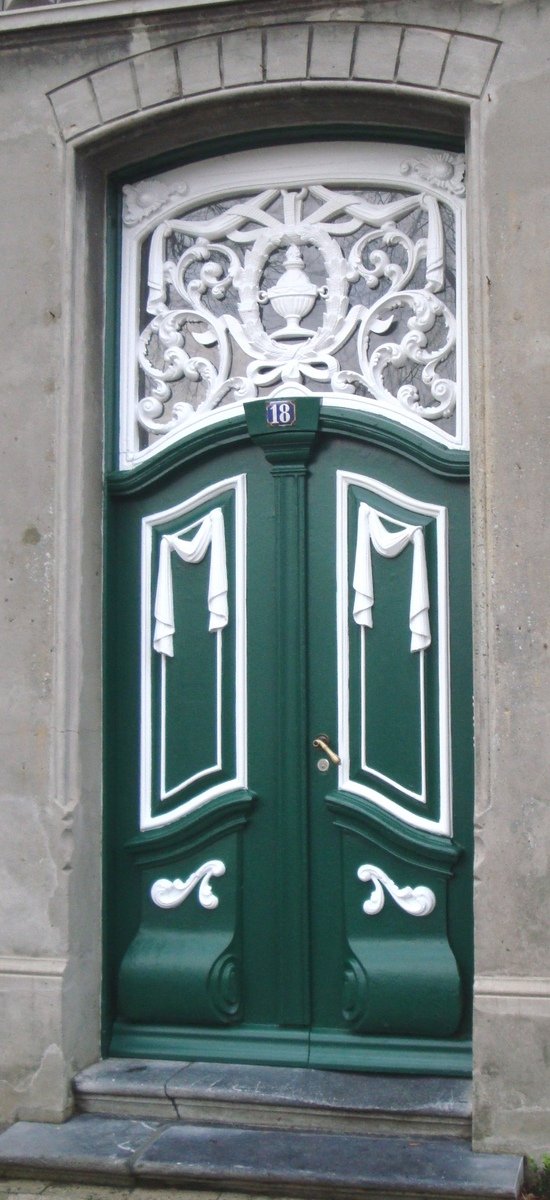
[336, 469, 452, 836]
[140, 474, 247, 830]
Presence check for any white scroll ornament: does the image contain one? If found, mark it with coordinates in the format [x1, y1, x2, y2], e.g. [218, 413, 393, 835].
[151, 859, 226, 909]
[358, 864, 436, 917]
[153, 507, 228, 656]
[352, 503, 430, 652]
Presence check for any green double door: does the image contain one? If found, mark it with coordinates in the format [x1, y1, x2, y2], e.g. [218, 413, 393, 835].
[105, 400, 473, 1074]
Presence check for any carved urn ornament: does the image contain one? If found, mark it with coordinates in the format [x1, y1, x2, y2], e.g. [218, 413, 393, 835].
[259, 243, 325, 337]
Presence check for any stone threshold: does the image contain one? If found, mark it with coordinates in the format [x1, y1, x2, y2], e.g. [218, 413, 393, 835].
[73, 1059, 473, 1139]
[0, 1184, 267, 1200]
[0, 1112, 524, 1200]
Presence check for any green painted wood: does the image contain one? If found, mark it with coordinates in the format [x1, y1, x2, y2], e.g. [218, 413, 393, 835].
[344, 479, 441, 826]
[308, 1033, 472, 1075]
[273, 465, 311, 1028]
[118, 830, 243, 1026]
[104, 400, 472, 1072]
[126, 790, 256, 857]
[326, 792, 461, 871]
[110, 1021, 311, 1065]
[245, 397, 321, 1028]
[146, 484, 241, 824]
[110, 1019, 471, 1075]
[106, 411, 469, 497]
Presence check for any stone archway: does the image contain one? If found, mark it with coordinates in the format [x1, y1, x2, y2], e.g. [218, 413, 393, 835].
[48, 20, 499, 142]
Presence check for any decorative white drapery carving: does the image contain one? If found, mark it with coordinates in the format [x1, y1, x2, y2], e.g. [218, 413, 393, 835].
[153, 507, 228, 657]
[151, 860, 226, 909]
[357, 864, 436, 917]
[119, 145, 466, 465]
[352, 502, 431, 652]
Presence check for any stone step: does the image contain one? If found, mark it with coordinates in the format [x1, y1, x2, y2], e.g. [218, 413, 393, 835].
[0, 1113, 524, 1200]
[73, 1059, 473, 1138]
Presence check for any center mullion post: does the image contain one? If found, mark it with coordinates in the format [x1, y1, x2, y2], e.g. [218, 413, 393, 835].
[245, 396, 321, 1029]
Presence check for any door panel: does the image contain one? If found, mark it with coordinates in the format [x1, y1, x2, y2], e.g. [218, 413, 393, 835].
[105, 414, 472, 1073]
[306, 434, 470, 1064]
[141, 476, 247, 829]
[336, 471, 451, 832]
[118, 829, 243, 1027]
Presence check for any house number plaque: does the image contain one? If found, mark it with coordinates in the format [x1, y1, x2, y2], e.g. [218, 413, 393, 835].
[266, 400, 296, 427]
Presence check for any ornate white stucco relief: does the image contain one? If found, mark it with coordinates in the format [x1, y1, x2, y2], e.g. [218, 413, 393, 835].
[119, 144, 467, 467]
[357, 864, 436, 917]
[400, 152, 465, 197]
[353, 503, 431, 653]
[153, 507, 228, 658]
[123, 179, 189, 227]
[151, 860, 226, 909]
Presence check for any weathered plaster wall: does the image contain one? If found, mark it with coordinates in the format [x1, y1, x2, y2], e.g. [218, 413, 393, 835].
[0, 0, 548, 1156]
[471, 25, 550, 1152]
[0, 52, 73, 1121]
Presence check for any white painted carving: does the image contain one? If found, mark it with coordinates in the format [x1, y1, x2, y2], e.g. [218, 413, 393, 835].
[153, 507, 228, 657]
[140, 475, 247, 830]
[122, 178, 189, 227]
[137, 187, 455, 436]
[151, 506, 229, 804]
[353, 503, 430, 652]
[118, 144, 467, 467]
[400, 151, 465, 197]
[358, 864, 436, 916]
[352, 501, 429, 806]
[336, 471, 452, 836]
[151, 859, 226, 909]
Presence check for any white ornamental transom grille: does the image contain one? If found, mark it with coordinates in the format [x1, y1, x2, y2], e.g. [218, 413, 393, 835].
[119, 143, 467, 467]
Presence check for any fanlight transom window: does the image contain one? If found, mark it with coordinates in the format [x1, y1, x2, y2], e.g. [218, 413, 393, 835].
[119, 142, 467, 468]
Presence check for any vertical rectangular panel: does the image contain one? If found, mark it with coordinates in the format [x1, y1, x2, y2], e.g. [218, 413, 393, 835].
[336, 470, 451, 836]
[359, 546, 425, 797]
[160, 548, 222, 797]
[140, 475, 247, 829]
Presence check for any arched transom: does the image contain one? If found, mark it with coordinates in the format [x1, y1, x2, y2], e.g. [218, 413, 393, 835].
[118, 141, 467, 468]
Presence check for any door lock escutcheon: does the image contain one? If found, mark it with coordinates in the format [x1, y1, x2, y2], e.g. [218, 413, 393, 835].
[312, 734, 341, 765]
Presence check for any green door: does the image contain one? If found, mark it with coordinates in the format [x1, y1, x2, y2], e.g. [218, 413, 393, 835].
[105, 398, 472, 1074]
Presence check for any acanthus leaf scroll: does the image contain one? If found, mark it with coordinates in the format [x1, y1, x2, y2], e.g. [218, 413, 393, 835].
[358, 864, 436, 917]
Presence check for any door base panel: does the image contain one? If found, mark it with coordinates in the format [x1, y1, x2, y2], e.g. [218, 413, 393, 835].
[110, 1021, 472, 1076]
[309, 1031, 472, 1076]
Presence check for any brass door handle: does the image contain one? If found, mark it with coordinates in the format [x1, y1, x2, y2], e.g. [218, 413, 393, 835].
[312, 734, 341, 765]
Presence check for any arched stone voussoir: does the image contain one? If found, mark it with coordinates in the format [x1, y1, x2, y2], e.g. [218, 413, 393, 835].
[47, 21, 500, 143]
